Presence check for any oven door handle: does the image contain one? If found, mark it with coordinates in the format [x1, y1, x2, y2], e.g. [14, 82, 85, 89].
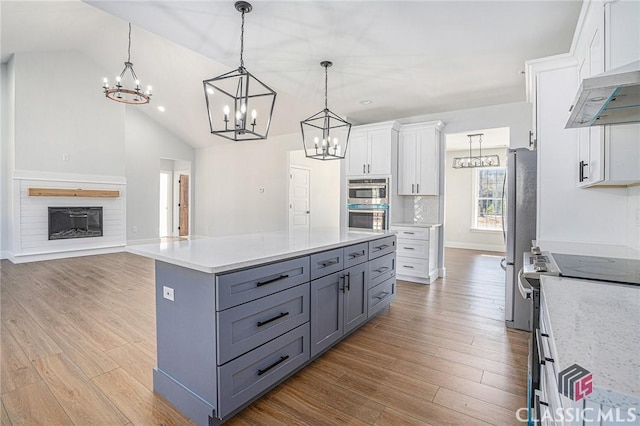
[500, 257, 507, 271]
[517, 268, 532, 299]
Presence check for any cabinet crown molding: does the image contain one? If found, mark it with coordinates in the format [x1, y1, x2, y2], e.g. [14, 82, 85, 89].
[399, 120, 445, 132]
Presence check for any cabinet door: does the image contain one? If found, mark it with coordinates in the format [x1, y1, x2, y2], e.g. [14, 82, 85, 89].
[368, 130, 392, 175]
[398, 130, 418, 195]
[416, 127, 439, 195]
[346, 132, 368, 176]
[343, 263, 368, 335]
[310, 272, 344, 358]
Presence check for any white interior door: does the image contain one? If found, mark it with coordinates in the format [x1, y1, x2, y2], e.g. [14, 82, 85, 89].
[289, 167, 310, 230]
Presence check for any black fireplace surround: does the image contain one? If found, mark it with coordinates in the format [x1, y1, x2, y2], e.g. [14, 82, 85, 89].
[48, 207, 103, 240]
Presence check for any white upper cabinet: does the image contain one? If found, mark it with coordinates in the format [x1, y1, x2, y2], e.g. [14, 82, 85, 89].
[573, 0, 640, 187]
[397, 121, 444, 196]
[346, 122, 399, 177]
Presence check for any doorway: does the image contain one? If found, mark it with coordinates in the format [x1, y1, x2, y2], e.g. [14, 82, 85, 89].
[159, 159, 191, 239]
[289, 166, 311, 231]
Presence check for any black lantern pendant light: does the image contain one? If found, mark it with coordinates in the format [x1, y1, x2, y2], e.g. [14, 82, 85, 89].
[203, 1, 276, 141]
[102, 23, 152, 105]
[300, 61, 351, 160]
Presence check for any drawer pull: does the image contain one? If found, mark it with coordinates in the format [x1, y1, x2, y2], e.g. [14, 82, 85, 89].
[403, 232, 415, 235]
[256, 275, 289, 287]
[403, 247, 415, 250]
[348, 252, 364, 259]
[375, 291, 390, 300]
[257, 355, 290, 376]
[373, 266, 389, 273]
[373, 244, 389, 252]
[402, 265, 414, 269]
[319, 259, 339, 268]
[257, 311, 289, 327]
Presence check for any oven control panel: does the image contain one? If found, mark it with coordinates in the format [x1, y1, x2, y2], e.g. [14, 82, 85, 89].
[523, 251, 560, 279]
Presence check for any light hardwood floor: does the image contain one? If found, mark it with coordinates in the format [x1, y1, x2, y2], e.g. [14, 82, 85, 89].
[1, 248, 529, 425]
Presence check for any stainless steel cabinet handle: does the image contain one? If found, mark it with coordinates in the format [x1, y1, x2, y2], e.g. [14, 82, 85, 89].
[320, 259, 339, 268]
[375, 291, 390, 300]
[416, 183, 419, 193]
[348, 252, 364, 259]
[373, 244, 389, 252]
[256, 274, 289, 287]
[373, 266, 389, 273]
[403, 231, 415, 235]
[403, 265, 414, 269]
[367, 164, 370, 173]
[257, 355, 289, 376]
[363, 164, 366, 174]
[403, 247, 415, 250]
[411, 184, 415, 193]
[257, 311, 289, 327]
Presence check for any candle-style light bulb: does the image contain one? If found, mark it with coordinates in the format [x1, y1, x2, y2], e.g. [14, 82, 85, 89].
[135, 79, 140, 88]
[103, 78, 108, 87]
[116, 76, 121, 82]
[333, 138, 338, 147]
[314, 137, 319, 147]
[240, 104, 247, 114]
[251, 110, 257, 120]
[322, 139, 327, 147]
[223, 105, 230, 118]
[236, 111, 242, 121]
[147, 86, 152, 95]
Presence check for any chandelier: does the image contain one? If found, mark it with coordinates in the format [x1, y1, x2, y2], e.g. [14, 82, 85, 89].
[300, 61, 351, 160]
[203, 1, 276, 141]
[452, 133, 500, 168]
[102, 23, 152, 104]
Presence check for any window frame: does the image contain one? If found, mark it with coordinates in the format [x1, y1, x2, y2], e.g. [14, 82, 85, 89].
[472, 166, 506, 232]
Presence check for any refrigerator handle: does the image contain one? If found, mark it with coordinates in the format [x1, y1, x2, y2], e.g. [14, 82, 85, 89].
[501, 172, 507, 243]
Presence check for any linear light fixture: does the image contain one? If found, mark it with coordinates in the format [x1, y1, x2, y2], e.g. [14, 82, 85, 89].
[452, 133, 500, 168]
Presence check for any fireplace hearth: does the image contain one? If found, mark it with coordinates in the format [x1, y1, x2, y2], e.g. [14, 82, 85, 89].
[48, 207, 103, 240]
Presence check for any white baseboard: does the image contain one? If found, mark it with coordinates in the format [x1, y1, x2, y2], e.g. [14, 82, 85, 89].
[439, 267, 446, 277]
[10, 246, 126, 264]
[444, 241, 505, 253]
[1, 250, 12, 260]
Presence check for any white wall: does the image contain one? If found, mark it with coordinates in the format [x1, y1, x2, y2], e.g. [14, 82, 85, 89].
[627, 186, 640, 251]
[289, 150, 340, 228]
[12, 52, 125, 176]
[0, 60, 14, 258]
[125, 107, 194, 242]
[195, 132, 344, 237]
[444, 148, 507, 252]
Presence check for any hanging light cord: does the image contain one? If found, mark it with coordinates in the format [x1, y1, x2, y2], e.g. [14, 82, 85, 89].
[127, 23, 132, 63]
[239, 9, 245, 69]
[324, 65, 329, 110]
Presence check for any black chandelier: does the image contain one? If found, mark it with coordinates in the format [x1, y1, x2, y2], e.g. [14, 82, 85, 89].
[203, 1, 276, 141]
[300, 61, 351, 160]
[102, 23, 152, 105]
[452, 133, 500, 168]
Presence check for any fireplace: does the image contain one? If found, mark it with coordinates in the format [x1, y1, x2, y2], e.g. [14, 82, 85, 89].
[48, 207, 103, 240]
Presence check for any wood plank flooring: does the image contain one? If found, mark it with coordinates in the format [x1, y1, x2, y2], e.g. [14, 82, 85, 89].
[0, 248, 529, 425]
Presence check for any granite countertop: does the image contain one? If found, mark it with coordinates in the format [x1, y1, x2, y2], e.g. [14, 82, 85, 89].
[541, 276, 640, 406]
[391, 222, 441, 228]
[127, 228, 395, 274]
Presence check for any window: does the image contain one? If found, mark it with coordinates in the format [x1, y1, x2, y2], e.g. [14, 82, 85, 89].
[474, 167, 506, 230]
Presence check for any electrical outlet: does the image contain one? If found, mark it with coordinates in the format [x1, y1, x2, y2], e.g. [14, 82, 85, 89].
[62, 153, 70, 161]
[163, 286, 175, 302]
[132, 225, 138, 233]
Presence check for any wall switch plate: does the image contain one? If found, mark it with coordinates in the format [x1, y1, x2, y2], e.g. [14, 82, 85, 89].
[163, 286, 175, 302]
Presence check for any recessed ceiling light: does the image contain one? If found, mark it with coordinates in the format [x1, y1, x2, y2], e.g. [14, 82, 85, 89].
[157, 106, 165, 112]
[360, 100, 372, 105]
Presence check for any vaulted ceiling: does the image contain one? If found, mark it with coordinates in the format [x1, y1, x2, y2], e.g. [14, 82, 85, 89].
[1, 0, 582, 148]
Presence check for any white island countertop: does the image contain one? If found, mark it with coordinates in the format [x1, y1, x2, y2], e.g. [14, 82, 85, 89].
[541, 276, 640, 406]
[128, 228, 395, 274]
[391, 222, 441, 228]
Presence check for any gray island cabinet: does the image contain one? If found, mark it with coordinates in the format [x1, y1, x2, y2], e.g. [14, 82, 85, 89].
[128, 229, 396, 425]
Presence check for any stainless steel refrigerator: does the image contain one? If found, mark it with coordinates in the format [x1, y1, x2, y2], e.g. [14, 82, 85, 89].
[502, 148, 537, 331]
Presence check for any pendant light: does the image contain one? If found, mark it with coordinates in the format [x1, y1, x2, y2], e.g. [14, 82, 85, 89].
[102, 23, 152, 104]
[203, 1, 276, 141]
[300, 61, 351, 160]
[452, 133, 500, 168]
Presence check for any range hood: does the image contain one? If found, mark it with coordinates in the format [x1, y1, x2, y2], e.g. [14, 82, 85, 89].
[565, 60, 640, 128]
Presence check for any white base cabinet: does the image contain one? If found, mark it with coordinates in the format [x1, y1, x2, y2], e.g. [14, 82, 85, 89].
[391, 225, 439, 284]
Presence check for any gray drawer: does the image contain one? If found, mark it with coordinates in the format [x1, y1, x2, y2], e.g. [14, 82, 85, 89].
[217, 323, 310, 419]
[369, 252, 396, 288]
[216, 257, 310, 311]
[368, 235, 396, 260]
[343, 242, 368, 268]
[368, 277, 395, 318]
[217, 283, 310, 365]
[310, 248, 344, 280]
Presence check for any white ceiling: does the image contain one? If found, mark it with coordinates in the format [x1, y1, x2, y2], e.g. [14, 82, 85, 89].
[1, 0, 582, 149]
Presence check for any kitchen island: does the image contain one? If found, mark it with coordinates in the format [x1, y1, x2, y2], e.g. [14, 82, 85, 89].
[128, 228, 397, 425]
[539, 276, 640, 423]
